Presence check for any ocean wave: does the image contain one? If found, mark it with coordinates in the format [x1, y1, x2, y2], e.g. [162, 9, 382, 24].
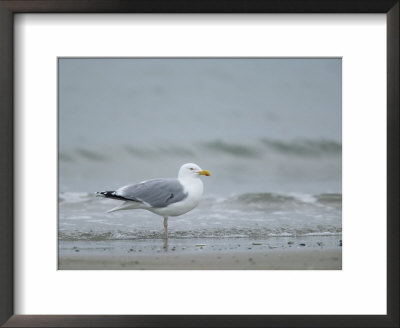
[59, 138, 341, 163]
[222, 192, 341, 206]
[59, 191, 341, 206]
[124, 145, 195, 158]
[59, 192, 93, 204]
[261, 138, 341, 156]
[200, 140, 261, 158]
[76, 147, 109, 161]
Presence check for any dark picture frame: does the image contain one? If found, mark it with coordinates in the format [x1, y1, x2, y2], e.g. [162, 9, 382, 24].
[0, 0, 398, 327]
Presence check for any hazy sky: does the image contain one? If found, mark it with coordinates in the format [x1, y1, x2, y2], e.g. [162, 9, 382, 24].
[59, 58, 341, 149]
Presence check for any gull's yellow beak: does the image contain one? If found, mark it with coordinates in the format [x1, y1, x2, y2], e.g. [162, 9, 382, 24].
[198, 169, 211, 176]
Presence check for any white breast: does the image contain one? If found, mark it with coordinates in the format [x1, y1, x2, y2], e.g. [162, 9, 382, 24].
[151, 177, 204, 217]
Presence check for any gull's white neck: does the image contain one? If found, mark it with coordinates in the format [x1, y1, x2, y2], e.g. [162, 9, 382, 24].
[178, 174, 204, 199]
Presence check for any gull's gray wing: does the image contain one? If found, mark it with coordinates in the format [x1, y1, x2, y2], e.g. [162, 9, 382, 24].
[115, 178, 188, 208]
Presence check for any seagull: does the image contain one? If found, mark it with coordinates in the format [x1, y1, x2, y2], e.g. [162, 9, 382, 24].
[96, 163, 210, 240]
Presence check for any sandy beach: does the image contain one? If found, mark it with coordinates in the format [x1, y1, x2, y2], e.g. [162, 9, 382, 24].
[58, 235, 342, 270]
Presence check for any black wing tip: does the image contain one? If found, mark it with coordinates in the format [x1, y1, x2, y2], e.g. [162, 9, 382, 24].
[96, 190, 115, 198]
[96, 191, 131, 201]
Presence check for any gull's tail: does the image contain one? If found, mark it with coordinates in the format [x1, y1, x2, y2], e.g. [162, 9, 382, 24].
[106, 201, 142, 213]
[95, 191, 141, 213]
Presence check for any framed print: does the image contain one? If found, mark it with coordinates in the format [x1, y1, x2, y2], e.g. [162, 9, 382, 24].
[1, 0, 398, 327]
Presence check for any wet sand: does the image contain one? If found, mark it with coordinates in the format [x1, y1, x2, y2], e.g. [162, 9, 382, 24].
[58, 236, 342, 270]
[59, 248, 341, 270]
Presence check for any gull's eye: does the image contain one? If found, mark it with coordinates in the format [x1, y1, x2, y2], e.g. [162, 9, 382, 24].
[190, 168, 194, 171]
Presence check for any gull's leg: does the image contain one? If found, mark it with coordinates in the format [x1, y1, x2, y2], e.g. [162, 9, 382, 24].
[163, 217, 168, 240]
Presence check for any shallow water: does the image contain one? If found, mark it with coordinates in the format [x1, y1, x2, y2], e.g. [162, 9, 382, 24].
[59, 191, 341, 241]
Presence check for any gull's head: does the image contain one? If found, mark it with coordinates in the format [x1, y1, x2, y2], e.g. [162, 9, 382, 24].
[178, 163, 210, 180]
